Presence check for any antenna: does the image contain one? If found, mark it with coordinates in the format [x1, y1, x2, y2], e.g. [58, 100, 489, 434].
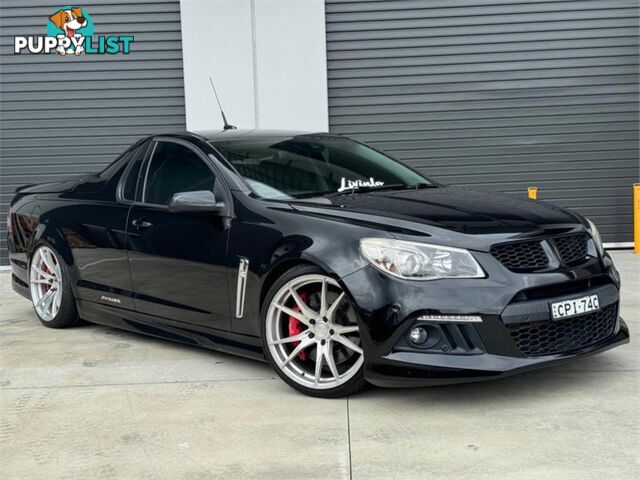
[208, 76, 237, 130]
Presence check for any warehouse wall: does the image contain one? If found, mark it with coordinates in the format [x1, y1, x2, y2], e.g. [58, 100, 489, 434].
[326, 0, 640, 243]
[180, 0, 329, 132]
[0, 0, 187, 265]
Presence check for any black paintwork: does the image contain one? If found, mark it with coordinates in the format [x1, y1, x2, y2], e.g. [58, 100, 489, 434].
[8, 130, 629, 386]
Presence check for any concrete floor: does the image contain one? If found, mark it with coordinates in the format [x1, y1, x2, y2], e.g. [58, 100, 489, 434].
[1, 251, 638, 480]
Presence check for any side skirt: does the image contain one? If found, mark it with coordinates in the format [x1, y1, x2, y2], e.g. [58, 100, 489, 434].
[12, 273, 31, 300]
[76, 299, 266, 362]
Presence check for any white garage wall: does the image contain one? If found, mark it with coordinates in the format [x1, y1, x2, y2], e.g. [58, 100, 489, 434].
[180, 0, 329, 132]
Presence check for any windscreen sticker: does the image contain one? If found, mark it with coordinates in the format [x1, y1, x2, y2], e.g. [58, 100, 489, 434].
[338, 177, 384, 192]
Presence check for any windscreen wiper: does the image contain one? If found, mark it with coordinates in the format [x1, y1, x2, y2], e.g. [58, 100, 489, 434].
[329, 183, 407, 196]
[325, 182, 437, 197]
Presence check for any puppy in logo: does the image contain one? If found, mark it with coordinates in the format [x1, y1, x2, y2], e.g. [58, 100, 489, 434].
[49, 7, 87, 56]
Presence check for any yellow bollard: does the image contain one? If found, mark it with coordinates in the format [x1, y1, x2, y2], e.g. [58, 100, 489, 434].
[634, 183, 640, 254]
[528, 186, 537, 200]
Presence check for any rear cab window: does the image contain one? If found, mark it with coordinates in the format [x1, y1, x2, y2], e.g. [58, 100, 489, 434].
[118, 142, 151, 202]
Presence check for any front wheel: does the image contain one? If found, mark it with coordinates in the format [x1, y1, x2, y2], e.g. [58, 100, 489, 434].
[29, 244, 79, 328]
[262, 265, 367, 398]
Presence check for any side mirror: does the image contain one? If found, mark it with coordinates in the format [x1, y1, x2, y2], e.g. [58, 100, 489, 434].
[168, 190, 225, 214]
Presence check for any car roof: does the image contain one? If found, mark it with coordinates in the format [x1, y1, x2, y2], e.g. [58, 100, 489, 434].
[192, 128, 334, 145]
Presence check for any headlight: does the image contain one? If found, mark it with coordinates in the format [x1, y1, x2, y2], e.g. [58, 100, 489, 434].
[359, 238, 485, 280]
[586, 218, 605, 257]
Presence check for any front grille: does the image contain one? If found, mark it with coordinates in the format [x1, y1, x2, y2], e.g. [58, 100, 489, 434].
[491, 234, 591, 272]
[552, 234, 589, 265]
[490, 241, 549, 271]
[508, 303, 617, 356]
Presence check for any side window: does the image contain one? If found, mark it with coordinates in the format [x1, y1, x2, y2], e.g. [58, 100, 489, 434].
[120, 143, 149, 202]
[143, 142, 216, 206]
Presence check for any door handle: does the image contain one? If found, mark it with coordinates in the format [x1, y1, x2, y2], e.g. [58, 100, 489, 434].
[132, 218, 153, 229]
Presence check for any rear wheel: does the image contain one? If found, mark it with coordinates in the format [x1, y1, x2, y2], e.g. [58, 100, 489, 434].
[29, 244, 79, 328]
[262, 265, 367, 398]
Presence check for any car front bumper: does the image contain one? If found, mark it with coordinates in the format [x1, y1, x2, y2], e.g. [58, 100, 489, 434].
[364, 319, 629, 387]
[341, 252, 630, 387]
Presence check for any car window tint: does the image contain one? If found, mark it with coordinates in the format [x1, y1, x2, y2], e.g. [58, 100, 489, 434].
[121, 143, 148, 201]
[143, 142, 216, 205]
[214, 135, 429, 199]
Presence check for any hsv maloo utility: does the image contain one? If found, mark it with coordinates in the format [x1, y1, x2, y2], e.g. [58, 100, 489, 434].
[8, 130, 629, 397]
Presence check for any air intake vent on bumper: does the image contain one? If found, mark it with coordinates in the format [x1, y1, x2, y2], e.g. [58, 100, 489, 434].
[507, 303, 617, 356]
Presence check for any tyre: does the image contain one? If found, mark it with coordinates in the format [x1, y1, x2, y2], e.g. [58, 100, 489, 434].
[29, 244, 79, 328]
[261, 265, 367, 398]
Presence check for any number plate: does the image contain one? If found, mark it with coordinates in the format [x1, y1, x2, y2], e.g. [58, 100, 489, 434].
[550, 295, 600, 320]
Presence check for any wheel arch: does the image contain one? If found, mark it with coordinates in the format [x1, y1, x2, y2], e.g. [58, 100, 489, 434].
[29, 226, 75, 269]
[26, 225, 80, 300]
[259, 254, 344, 312]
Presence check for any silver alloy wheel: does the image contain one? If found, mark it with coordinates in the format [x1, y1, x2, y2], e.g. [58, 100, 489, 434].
[29, 246, 63, 322]
[266, 274, 363, 390]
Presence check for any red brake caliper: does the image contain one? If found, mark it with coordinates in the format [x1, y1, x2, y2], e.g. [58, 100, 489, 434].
[42, 264, 51, 292]
[288, 291, 308, 361]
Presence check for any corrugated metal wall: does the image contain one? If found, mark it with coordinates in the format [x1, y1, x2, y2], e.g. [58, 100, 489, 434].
[0, 0, 186, 265]
[326, 0, 639, 243]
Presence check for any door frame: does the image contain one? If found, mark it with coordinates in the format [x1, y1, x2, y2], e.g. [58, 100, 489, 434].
[129, 136, 234, 215]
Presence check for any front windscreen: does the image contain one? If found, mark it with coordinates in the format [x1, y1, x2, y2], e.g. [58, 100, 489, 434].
[213, 134, 432, 200]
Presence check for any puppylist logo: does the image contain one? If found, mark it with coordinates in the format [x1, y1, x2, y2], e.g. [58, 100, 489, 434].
[14, 6, 134, 56]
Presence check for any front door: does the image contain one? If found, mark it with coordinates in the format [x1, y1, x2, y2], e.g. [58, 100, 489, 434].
[126, 140, 231, 329]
